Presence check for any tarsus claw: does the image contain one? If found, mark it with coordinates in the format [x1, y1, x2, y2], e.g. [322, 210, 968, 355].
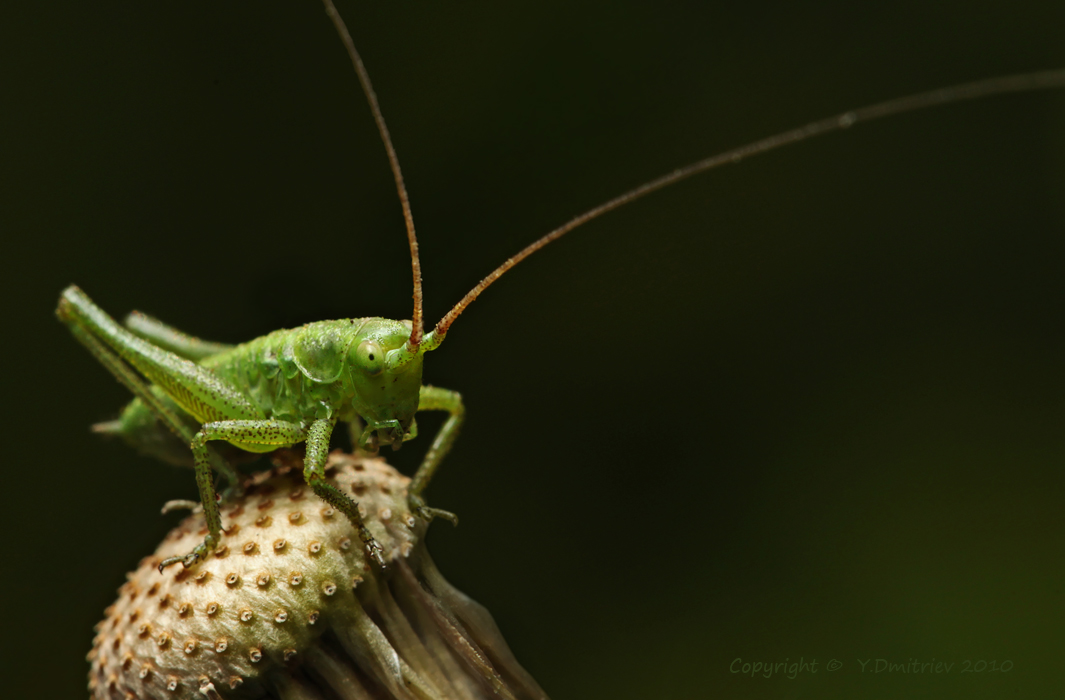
[358, 525, 386, 568]
[418, 506, 459, 526]
[156, 537, 214, 573]
[409, 494, 459, 526]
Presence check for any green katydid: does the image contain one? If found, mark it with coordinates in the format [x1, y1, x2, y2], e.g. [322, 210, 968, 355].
[57, 1, 1065, 573]
[57, 284, 455, 570]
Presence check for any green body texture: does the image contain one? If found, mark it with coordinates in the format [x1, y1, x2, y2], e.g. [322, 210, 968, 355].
[200, 318, 426, 448]
[57, 285, 464, 571]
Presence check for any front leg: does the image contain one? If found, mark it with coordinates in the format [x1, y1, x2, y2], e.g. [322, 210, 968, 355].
[409, 385, 465, 524]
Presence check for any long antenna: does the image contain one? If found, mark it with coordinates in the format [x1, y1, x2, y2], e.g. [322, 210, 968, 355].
[322, 0, 425, 349]
[432, 68, 1065, 339]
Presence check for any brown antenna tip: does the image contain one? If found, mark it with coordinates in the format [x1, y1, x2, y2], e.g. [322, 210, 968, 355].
[432, 68, 1065, 338]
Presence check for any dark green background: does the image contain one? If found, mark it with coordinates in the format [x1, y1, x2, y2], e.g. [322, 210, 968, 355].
[4, 1, 1065, 698]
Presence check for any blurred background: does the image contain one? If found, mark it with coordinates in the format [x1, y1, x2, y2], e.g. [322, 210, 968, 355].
[3, 1, 1065, 697]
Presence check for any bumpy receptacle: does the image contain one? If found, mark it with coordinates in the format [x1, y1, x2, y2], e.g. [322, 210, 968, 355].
[87, 451, 549, 700]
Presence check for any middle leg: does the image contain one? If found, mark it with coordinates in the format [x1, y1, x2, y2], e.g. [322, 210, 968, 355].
[159, 418, 308, 571]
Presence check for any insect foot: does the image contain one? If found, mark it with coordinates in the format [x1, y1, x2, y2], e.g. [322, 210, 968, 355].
[160, 499, 201, 515]
[88, 451, 549, 700]
[157, 536, 218, 574]
[408, 493, 461, 527]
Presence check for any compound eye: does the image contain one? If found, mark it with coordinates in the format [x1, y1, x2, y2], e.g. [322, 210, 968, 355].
[356, 340, 384, 376]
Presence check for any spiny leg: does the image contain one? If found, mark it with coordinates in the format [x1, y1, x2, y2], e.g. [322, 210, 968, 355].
[58, 287, 259, 485]
[159, 419, 305, 571]
[168, 431, 224, 570]
[166, 418, 386, 569]
[304, 419, 385, 567]
[409, 386, 465, 525]
[58, 313, 240, 487]
[58, 288, 266, 431]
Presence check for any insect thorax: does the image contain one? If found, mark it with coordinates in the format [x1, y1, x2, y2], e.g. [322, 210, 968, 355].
[202, 318, 424, 430]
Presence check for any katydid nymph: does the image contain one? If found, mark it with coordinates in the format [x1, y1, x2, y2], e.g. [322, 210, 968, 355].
[56, 1, 1065, 573]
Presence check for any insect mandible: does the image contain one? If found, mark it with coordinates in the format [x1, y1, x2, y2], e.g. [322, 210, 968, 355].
[56, 2, 1065, 573]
